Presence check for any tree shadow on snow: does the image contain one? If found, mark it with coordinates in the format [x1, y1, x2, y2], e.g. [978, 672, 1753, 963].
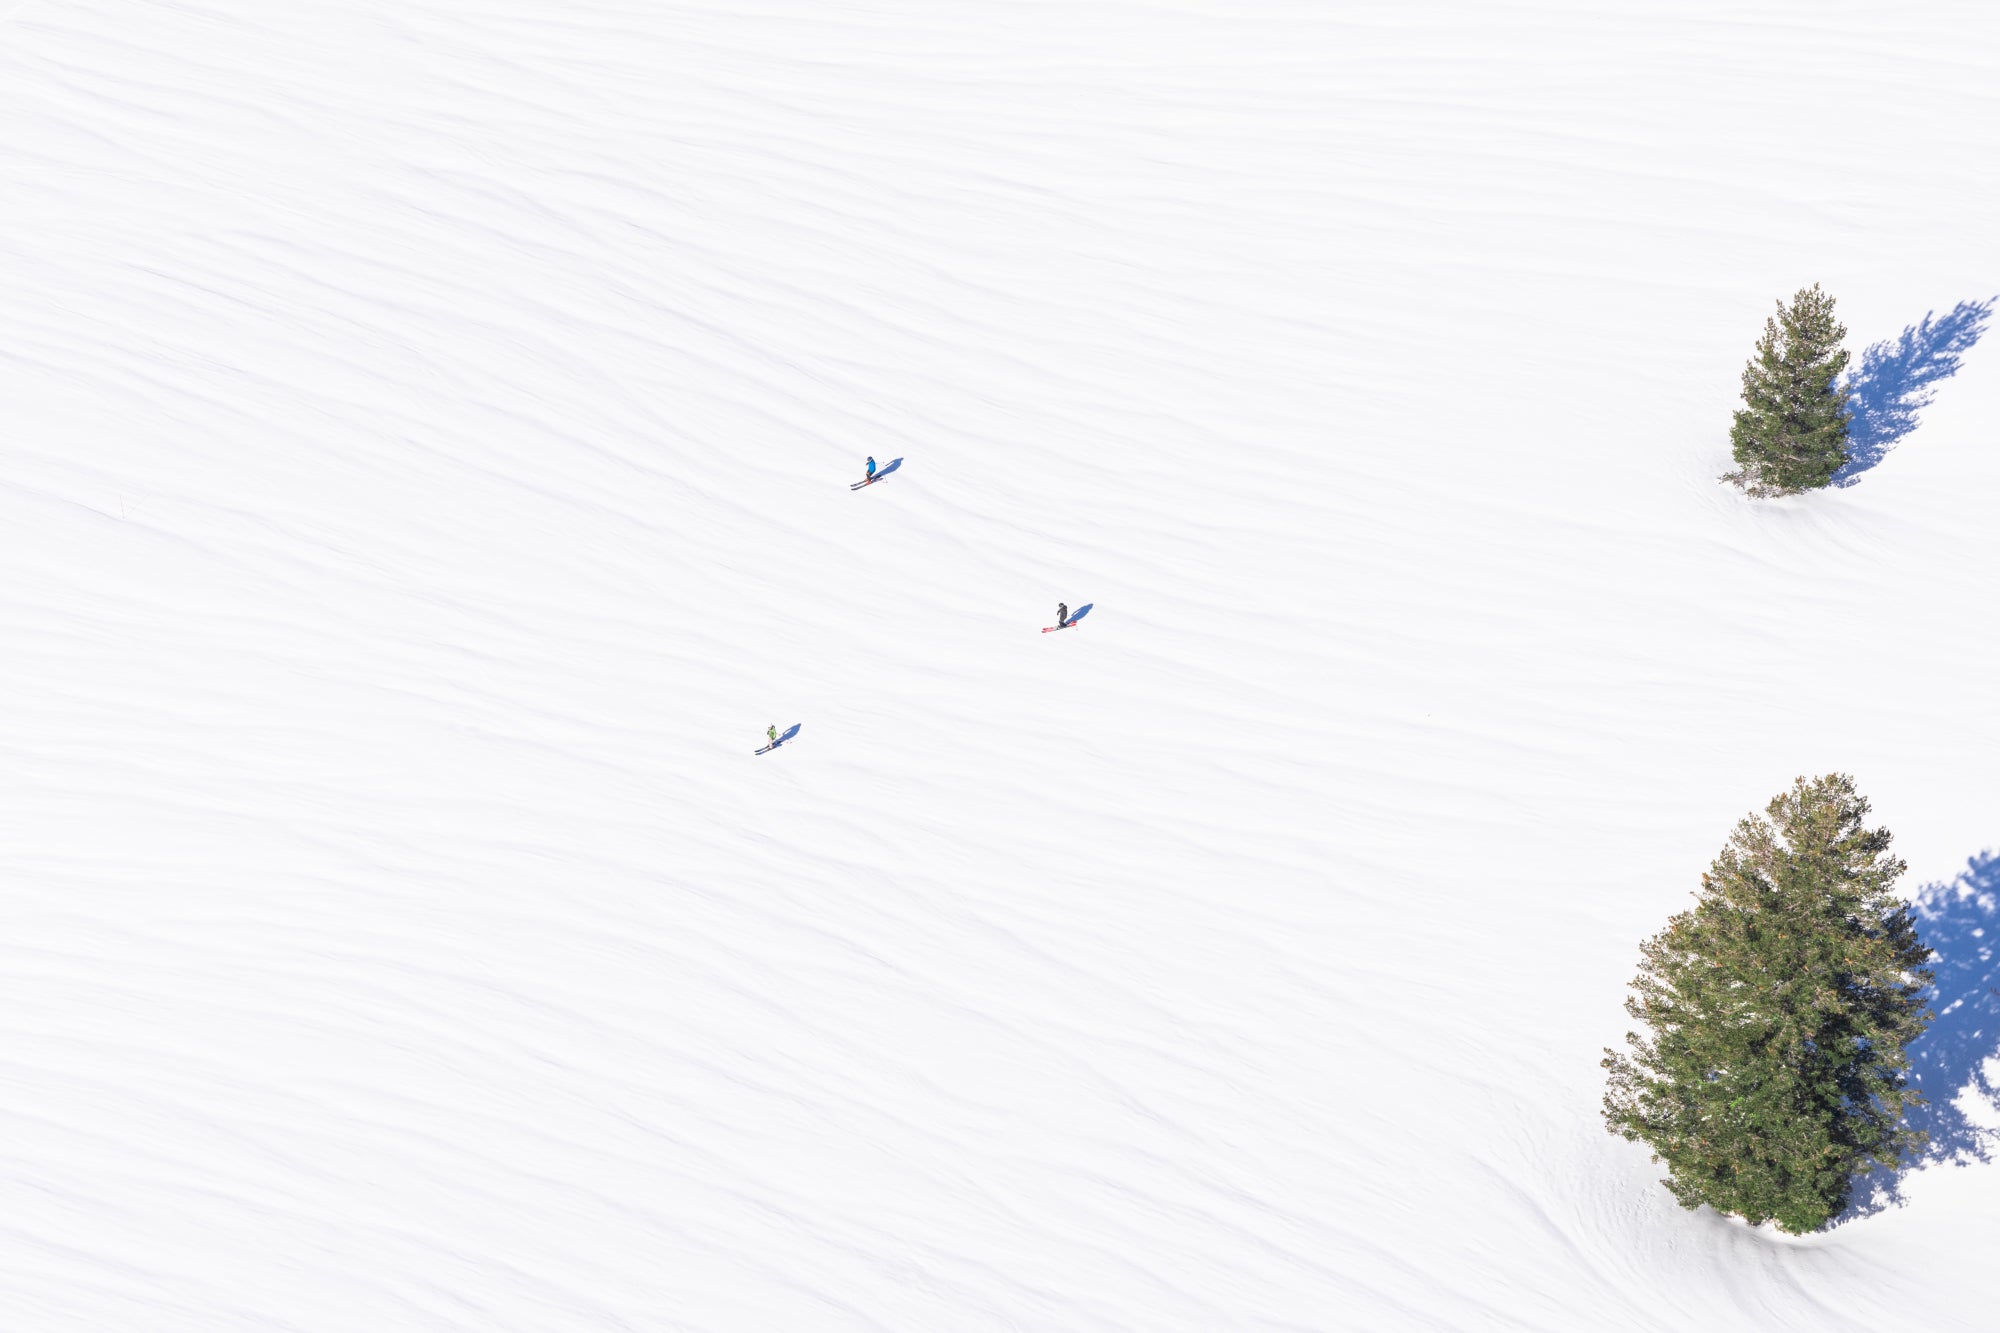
[1835, 298, 1995, 484]
[1841, 850, 2000, 1221]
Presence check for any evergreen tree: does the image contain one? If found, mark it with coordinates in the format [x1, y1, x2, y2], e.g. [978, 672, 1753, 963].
[1602, 775, 1934, 1233]
[1724, 284, 1853, 495]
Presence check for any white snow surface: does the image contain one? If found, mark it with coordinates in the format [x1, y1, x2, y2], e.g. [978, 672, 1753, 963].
[4, 1, 1999, 1328]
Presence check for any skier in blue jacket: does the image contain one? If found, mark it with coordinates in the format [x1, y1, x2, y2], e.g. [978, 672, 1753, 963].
[864, 456, 877, 484]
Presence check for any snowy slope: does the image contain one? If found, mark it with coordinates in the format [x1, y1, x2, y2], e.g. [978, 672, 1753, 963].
[3, 1, 1999, 1328]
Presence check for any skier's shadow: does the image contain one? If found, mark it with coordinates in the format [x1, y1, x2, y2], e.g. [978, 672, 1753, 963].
[873, 457, 904, 482]
[766, 723, 802, 749]
[1842, 849, 2000, 1220]
[1837, 298, 1994, 484]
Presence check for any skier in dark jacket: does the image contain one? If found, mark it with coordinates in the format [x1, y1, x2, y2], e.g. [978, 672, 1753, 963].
[1056, 603, 1069, 628]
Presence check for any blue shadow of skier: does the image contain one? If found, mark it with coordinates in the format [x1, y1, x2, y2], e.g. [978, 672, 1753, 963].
[1842, 849, 2000, 1221]
[1068, 603, 1093, 625]
[873, 457, 904, 481]
[1837, 298, 1994, 484]
[759, 723, 802, 754]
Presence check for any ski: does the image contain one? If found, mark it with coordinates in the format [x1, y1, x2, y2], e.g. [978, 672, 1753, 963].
[850, 479, 875, 490]
[1041, 623, 1078, 633]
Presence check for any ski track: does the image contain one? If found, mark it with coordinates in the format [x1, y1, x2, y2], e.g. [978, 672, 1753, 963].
[3, 1, 1998, 1329]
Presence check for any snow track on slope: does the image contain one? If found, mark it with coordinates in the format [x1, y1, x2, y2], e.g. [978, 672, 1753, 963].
[2, 2, 1998, 1329]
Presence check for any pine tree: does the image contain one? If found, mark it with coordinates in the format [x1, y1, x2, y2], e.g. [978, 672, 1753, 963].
[1724, 284, 1853, 496]
[1602, 775, 1934, 1234]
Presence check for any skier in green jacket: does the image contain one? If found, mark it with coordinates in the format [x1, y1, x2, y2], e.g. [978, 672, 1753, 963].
[767, 724, 778, 747]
